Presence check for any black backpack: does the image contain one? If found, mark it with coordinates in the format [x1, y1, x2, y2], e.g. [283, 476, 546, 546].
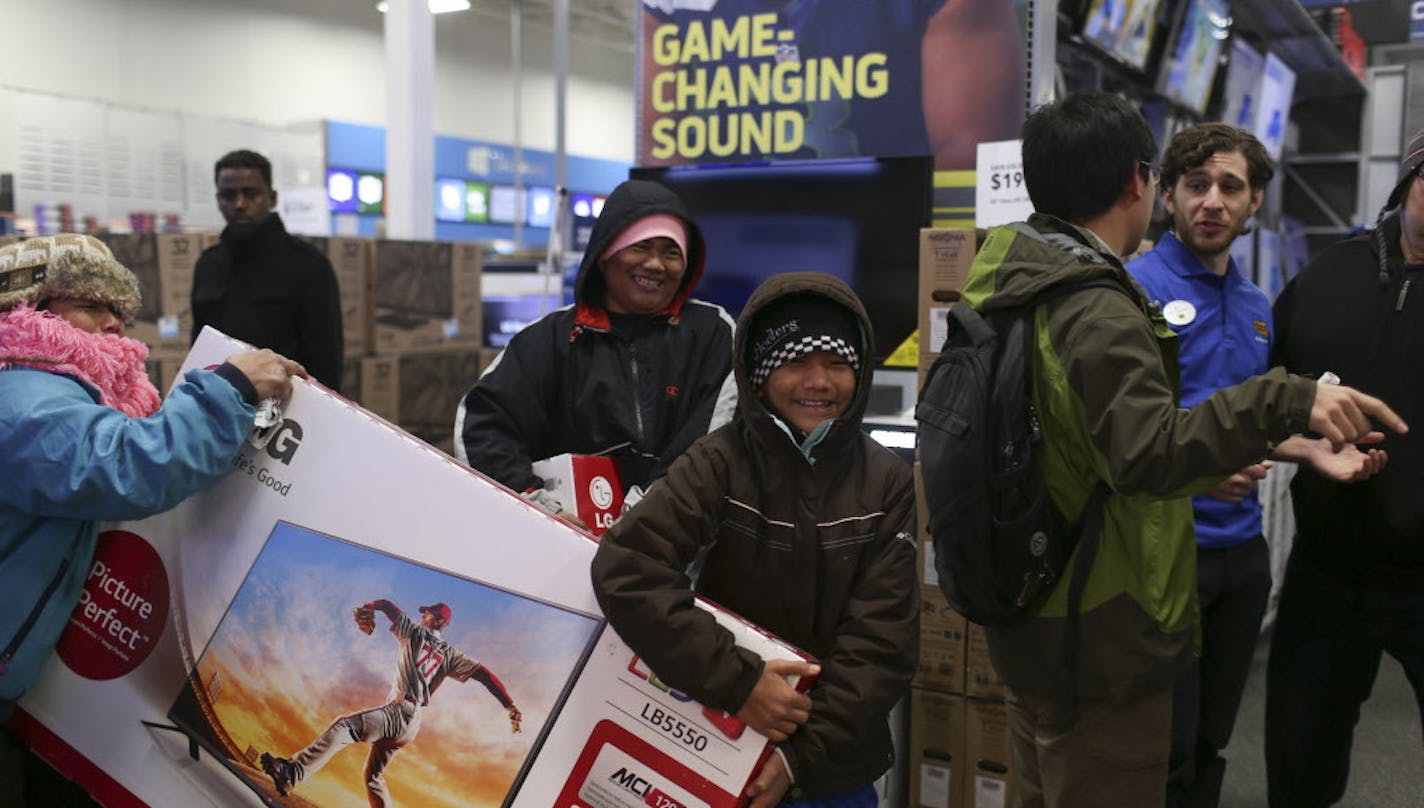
[915, 277, 1123, 627]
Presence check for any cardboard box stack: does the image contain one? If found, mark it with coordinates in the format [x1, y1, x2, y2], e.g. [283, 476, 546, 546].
[93, 228, 485, 461]
[912, 228, 1012, 808]
[359, 349, 480, 455]
[360, 238, 486, 457]
[372, 239, 482, 354]
[301, 235, 376, 359]
[98, 232, 214, 359]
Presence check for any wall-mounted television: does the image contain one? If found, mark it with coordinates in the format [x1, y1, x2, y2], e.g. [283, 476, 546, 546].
[1078, 0, 1167, 72]
[465, 181, 490, 223]
[355, 171, 385, 215]
[327, 168, 385, 215]
[1220, 36, 1264, 130]
[1156, 0, 1231, 116]
[526, 186, 556, 229]
[490, 185, 523, 225]
[435, 177, 467, 222]
[326, 168, 359, 214]
[1254, 51, 1296, 161]
[630, 156, 932, 362]
[569, 192, 607, 251]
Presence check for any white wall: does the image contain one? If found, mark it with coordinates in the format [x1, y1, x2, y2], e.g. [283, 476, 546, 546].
[0, 0, 636, 172]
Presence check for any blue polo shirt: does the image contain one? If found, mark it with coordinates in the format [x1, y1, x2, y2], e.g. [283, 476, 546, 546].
[1128, 231, 1273, 549]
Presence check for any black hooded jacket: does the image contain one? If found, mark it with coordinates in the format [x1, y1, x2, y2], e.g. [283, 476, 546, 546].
[454, 179, 736, 495]
[191, 213, 344, 391]
[591, 273, 917, 797]
[1272, 211, 1424, 589]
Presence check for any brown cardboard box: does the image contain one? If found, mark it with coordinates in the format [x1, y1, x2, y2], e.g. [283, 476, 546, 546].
[918, 228, 976, 356]
[360, 350, 482, 455]
[914, 464, 967, 693]
[103, 233, 212, 359]
[302, 236, 375, 359]
[966, 622, 1006, 700]
[910, 686, 966, 808]
[478, 347, 502, 376]
[372, 240, 482, 354]
[964, 698, 1011, 808]
[341, 357, 364, 406]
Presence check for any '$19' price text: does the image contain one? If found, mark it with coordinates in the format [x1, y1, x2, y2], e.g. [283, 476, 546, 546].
[989, 170, 1024, 191]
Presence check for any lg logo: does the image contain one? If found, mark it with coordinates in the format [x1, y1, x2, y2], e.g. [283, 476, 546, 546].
[589, 475, 614, 510]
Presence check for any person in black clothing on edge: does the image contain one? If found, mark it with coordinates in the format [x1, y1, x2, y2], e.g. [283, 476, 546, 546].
[454, 179, 736, 528]
[191, 149, 344, 392]
[1265, 127, 1424, 808]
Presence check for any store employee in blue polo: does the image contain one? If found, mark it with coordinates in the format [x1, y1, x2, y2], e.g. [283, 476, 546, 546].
[1128, 123, 1277, 808]
[1128, 121, 1389, 808]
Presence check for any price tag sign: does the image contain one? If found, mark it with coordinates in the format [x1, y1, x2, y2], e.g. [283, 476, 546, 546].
[976, 139, 1034, 228]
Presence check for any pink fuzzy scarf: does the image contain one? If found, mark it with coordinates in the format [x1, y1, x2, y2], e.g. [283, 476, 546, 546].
[0, 304, 161, 417]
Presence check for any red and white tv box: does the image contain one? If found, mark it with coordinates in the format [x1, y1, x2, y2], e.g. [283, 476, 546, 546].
[511, 599, 817, 808]
[532, 453, 625, 535]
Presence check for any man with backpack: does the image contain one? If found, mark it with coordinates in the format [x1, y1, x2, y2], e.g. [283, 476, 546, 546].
[946, 93, 1406, 807]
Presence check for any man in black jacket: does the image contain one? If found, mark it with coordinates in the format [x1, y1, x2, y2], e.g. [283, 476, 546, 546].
[454, 179, 735, 524]
[1265, 129, 1424, 808]
[191, 149, 344, 391]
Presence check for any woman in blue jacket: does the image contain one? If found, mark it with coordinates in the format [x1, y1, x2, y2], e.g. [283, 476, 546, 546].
[0, 234, 304, 718]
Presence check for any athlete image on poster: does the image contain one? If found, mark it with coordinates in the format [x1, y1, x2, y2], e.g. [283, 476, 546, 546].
[168, 521, 603, 808]
[258, 600, 523, 805]
[638, 0, 1027, 169]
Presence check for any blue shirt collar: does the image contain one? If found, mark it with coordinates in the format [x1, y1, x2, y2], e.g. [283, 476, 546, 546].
[1157, 231, 1244, 284]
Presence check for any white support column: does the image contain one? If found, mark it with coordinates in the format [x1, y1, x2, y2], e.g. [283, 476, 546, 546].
[552, 0, 571, 262]
[384, 0, 435, 241]
[512, 1, 524, 245]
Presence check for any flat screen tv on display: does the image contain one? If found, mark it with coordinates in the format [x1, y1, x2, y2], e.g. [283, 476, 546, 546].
[526, 186, 557, 229]
[1220, 37, 1264, 130]
[435, 177, 467, 223]
[356, 172, 385, 215]
[1157, 0, 1231, 116]
[1078, 0, 1166, 72]
[490, 185, 524, 225]
[465, 182, 491, 223]
[630, 156, 932, 362]
[1253, 51, 1296, 161]
[326, 168, 359, 214]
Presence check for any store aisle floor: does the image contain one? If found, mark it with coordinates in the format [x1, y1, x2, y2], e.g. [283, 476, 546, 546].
[1218, 637, 1424, 807]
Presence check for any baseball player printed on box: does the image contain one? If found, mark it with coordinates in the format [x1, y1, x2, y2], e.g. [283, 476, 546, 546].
[169, 521, 603, 808]
[260, 599, 522, 805]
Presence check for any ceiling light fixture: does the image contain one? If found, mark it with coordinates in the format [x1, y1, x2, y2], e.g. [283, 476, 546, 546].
[376, 0, 472, 14]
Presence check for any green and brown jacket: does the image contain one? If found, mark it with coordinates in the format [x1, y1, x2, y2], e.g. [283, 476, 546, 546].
[971, 214, 1314, 704]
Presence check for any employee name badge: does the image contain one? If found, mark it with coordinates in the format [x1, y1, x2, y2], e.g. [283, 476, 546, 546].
[1162, 299, 1196, 327]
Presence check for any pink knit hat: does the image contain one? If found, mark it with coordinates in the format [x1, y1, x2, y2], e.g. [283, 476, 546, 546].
[599, 213, 688, 261]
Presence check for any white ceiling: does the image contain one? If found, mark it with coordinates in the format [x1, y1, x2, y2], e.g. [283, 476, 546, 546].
[289, 0, 640, 53]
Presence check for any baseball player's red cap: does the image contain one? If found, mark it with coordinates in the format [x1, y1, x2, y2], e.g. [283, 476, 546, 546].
[420, 602, 453, 626]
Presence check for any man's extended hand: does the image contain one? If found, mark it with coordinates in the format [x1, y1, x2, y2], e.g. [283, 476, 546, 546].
[508, 706, 522, 734]
[734, 659, 819, 742]
[1310, 383, 1408, 450]
[1208, 462, 1272, 503]
[1301, 436, 1389, 482]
